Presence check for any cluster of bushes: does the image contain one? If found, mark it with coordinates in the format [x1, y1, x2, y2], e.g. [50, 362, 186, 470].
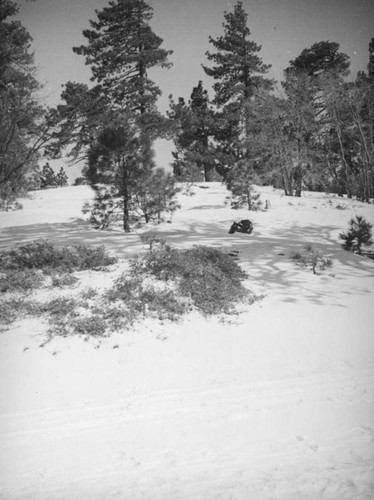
[0, 240, 117, 293]
[0, 239, 254, 339]
[132, 241, 251, 315]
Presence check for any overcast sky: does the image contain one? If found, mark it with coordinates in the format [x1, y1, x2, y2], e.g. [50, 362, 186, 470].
[17, 0, 374, 173]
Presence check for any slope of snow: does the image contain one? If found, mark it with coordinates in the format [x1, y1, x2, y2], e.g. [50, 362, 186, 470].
[0, 184, 373, 500]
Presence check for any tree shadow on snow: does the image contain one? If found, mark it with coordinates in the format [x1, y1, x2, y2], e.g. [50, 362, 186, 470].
[1, 216, 373, 307]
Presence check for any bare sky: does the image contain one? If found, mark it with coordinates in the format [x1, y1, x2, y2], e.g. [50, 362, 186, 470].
[17, 0, 374, 173]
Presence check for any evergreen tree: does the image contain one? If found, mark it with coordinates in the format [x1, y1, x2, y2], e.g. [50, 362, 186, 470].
[168, 81, 217, 181]
[0, 0, 48, 205]
[340, 216, 373, 254]
[49, 0, 175, 231]
[73, 0, 172, 112]
[226, 160, 262, 210]
[56, 167, 68, 187]
[285, 41, 350, 79]
[40, 163, 57, 188]
[203, 1, 273, 169]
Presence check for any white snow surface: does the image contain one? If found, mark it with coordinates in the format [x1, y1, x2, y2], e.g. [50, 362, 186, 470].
[0, 183, 374, 499]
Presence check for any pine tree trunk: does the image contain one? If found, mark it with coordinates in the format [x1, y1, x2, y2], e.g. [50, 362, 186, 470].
[204, 164, 213, 182]
[122, 164, 130, 233]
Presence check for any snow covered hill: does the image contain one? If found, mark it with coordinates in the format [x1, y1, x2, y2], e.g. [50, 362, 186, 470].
[0, 183, 374, 499]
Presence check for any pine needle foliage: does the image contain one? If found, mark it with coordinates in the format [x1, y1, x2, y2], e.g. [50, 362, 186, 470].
[340, 216, 373, 254]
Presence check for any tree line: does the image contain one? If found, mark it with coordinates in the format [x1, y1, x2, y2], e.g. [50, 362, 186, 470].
[1, 0, 373, 228]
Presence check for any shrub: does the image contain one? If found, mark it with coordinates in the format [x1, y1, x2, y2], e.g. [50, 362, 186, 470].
[50, 273, 79, 288]
[291, 246, 333, 275]
[140, 232, 166, 250]
[0, 269, 45, 292]
[81, 287, 99, 300]
[340, 216, 373, 254]
[41, 296, 78, 318]
[74, 176, 88, 186]
[68, 244, 117, 270]
[106, 274, 188, 321]
[131, 244, 252, 315]
[0, 242, 254, 338]
[0, 240, 117, 271]
[0, 298, 29, 326]
[69, 315, 108, 337]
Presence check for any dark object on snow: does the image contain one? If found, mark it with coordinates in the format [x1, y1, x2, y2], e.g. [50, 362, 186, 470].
[227, 250, 240, 260]
[229, 220, 253, 234]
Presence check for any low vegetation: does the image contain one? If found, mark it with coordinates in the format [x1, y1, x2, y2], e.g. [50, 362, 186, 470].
[0, 239, 117, 293]
[0, 239, 254, 339]
[291, 245, 333, 275]
[132, 243, 251, 315]
[0, 239, 117, 272]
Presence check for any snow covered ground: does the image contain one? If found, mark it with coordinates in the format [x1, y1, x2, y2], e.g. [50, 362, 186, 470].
[0, 183, 374, 499]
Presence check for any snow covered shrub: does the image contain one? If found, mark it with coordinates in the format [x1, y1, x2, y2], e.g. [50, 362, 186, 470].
[69, 316, 108, 337]
[0, 298, 31, 327]
[291, 246, 333, 275]
[133, 244, 253, 315]
[0, 240, 117, 271]
[0, 269, 45, 292]
[81, 287, 99, 300]
[106, 274, 188, 322]
[340, 216, 373, 254]
[50, 273, 79, 288]
[67, 244, 117, 270]
[41, 297, 78, 319]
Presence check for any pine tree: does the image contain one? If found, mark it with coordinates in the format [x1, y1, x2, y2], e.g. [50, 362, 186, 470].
[49, 0, 175, 231]
[203, 1, 273, 167]
[0, 0, 47, 205]
[340, 216, 373, 254]
[56, 167, 68, 187]
[226, 160, 262, 210]
[73, 0, 172, 111]
[168, 81, 217, 181]
[285, 41, 350, 79]
[40, 163, 57, 189]
[203, 2, 272, 104]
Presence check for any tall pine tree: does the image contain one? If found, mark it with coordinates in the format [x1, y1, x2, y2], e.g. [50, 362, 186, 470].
[203, 1, 273, 170]
[0, 0, 48, 206]
[49, 0, 175, 231]
[73, 0, 172, 112]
